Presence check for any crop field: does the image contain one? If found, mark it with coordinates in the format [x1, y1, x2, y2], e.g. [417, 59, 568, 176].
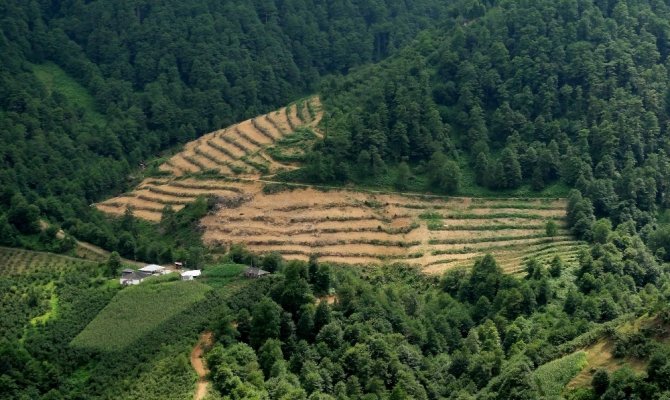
[71, 281, 211, 351]
[0, 246, 96, 276]
[533, 351, 588, 396]
[97, 97, 583, 274]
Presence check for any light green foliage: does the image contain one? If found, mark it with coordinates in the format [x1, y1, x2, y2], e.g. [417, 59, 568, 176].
[546, 220, 559, 238]
[121, 351, 196, 400]
[202, 263, 247, 288]
[32, 62, 105, 125]
[533, 351, 588, 396]
[72, 281, 210, 351]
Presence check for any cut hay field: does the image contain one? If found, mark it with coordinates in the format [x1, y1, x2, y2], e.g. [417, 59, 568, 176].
[71, 281, 211, 352]
[97, 96, 584, 274]
[0, 246, 96, 276]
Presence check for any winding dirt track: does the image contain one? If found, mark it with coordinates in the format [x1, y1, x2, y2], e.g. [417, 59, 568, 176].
[191, 332, 213, 400]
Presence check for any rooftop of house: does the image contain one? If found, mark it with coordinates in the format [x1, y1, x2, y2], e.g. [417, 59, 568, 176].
[244, 266, 270, 276]
[139, 264, 165, 273]
[121, 272, 146, 281]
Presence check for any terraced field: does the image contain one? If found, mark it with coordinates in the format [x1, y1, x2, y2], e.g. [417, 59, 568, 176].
[97, 97, 322, 219]
[200, 183, 584, 274]
[0, 246, 95, 275]
[97, 96, 584, 274]
[157, 97, 322, 179]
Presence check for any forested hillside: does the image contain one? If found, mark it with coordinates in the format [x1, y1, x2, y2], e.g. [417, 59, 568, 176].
[310, 0, 670, 221]
[4, 0, 670, 399]
[0, 0, 462, 253]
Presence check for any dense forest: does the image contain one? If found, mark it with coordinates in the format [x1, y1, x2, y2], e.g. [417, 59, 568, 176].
[309, 0, 670, 211]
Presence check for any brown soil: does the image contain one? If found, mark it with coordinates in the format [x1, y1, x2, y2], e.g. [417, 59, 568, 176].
[140, 183, 241, 198]
[210, 135, 246, 158]
[254, 116, 283, 140]
[95, 203, 163, 222]
[197, 140, 238, 165]
[317, 294, 338, 305]
[158, 163, 180, 175]
[237, 120, 275, 145]
[191, 331, 214, 400]
[134, 189, 198, 203]
[269, 108, 292, 133]
[183, 148, 222, 171]
[455, 208, 564, 217]
[288, 103, 303, 127]
[229, 128, 261, 153]
[169, 154, 201, 174]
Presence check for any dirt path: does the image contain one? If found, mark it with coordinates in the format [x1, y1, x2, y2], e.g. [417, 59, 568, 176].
[41, 220, 144, 266]
[191, 332, 213, 400]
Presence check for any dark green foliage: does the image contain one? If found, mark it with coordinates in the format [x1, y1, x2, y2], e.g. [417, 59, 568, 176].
[394, 162, 412, 190]
[549, 255, 563, 278]
[7, 194, 40, 234]
[546, 220, 559, 238]
[567, 190, 596, 240]
[313, 300, 331, 334]
[299, 0, 670, 217]
[500, 147, 522, 189]
[427, 152, 461, 194]
[251, 298, 282, 348]
[592, 369, 610, 395]
[277, 261, 314, 315]
[106, 251, 121, 276]
[261, 252, 284, 273]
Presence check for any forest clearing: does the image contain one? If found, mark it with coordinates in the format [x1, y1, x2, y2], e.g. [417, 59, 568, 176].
[96, 98, 583, 274]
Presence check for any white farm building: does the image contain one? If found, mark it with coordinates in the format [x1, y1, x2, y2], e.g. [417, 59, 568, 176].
[180, 270, 202, 281]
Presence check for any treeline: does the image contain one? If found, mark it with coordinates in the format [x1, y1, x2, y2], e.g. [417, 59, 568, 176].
[308, 0, 670, 207]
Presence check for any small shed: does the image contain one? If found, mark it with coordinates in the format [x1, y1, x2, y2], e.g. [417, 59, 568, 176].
[180, 270, 202, 281]
[244, 267, 270, 279]
[139, 264, 166, 275]
[174, 261, 184, 269]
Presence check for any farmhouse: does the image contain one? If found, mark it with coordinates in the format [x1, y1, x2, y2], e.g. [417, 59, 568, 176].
[180, 270, 202, 281]
[139, 264, 167, 275]
[244, 266, 270, 279]
[119, 269, 147, 286]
